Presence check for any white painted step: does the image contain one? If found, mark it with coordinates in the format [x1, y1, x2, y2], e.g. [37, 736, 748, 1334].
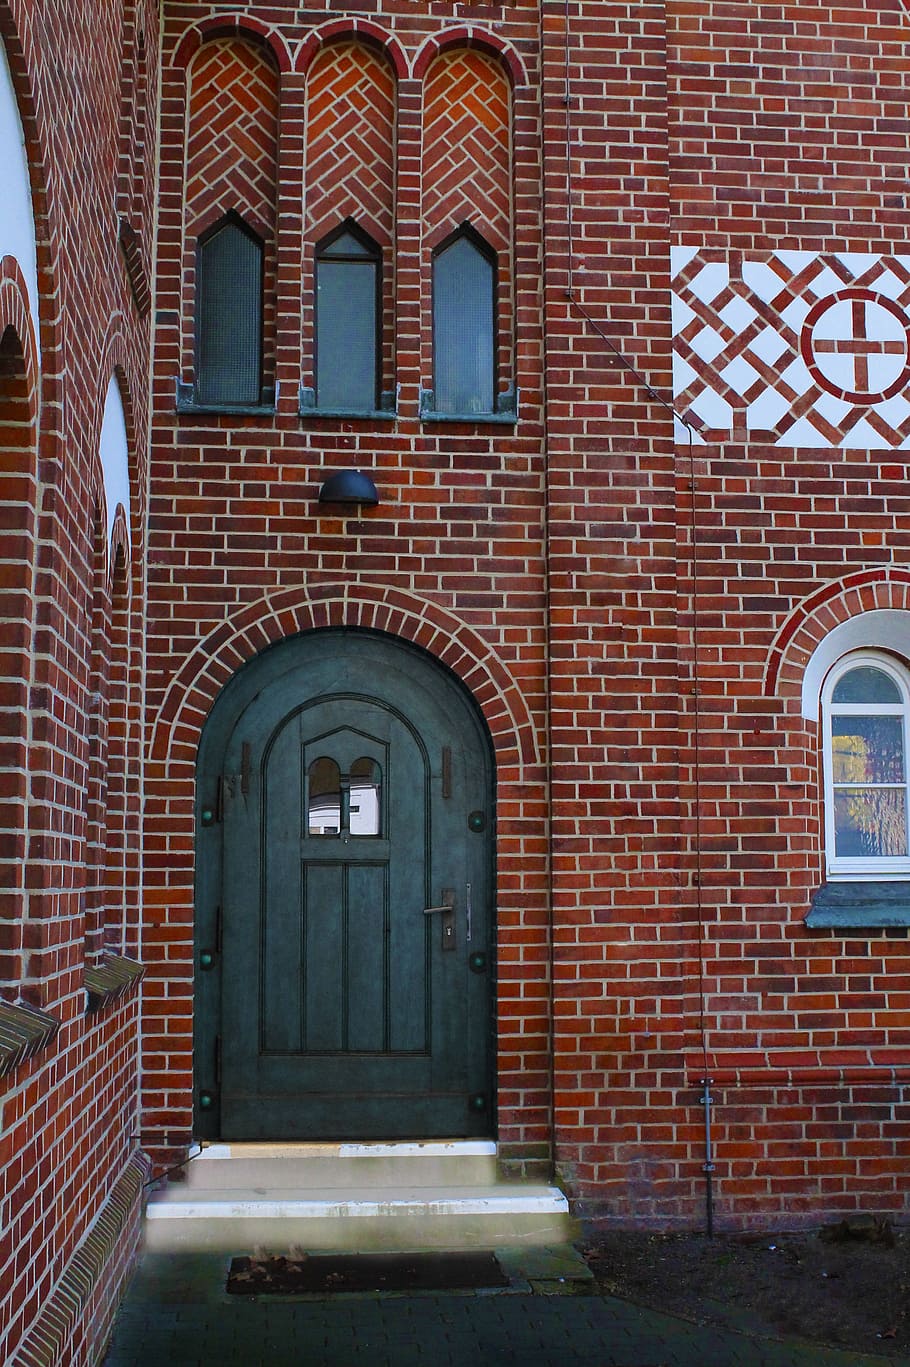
[144, 1141, 576, 1253]
[182, 1140, 500, 1191]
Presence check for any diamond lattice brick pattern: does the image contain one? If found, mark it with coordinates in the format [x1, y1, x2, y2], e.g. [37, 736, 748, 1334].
[671, 250, 910, 449]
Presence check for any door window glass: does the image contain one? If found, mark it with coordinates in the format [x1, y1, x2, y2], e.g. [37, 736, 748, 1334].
[308, 757, 341, 835]
[350, 757, 382, 836]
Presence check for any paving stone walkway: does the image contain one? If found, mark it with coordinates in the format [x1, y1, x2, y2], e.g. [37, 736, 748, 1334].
[103, 1250, 894, 1367]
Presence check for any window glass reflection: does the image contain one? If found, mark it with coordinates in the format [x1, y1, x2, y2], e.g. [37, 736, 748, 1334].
[349, 757, 381, 836]
[832, 666, 902, 705]
[308, 757, 341, 835]
[834, 787, 907, 858]
[832, 715, 905, 785]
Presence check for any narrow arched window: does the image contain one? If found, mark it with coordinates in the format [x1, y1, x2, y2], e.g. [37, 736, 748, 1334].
[432, 226, 496, 416]
[822, 651, 910, 876]
[315, 222, 381, 413]
[195, 212, 263, 406]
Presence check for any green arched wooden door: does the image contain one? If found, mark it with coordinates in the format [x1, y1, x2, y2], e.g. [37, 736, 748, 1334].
[194, 631, 495, 1139]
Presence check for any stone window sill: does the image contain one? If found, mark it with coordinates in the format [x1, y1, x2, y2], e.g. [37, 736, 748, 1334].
[805, 881, 910, 930]
[0, 1000, 60, 1078]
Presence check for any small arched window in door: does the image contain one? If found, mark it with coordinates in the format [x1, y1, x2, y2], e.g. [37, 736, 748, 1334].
[195, 212, 263, 406]
[432, 226, 496, 416]
[315, 222, 381, 413]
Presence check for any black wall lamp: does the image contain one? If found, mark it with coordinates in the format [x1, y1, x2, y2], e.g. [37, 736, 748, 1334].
[318, 469, 380, 507]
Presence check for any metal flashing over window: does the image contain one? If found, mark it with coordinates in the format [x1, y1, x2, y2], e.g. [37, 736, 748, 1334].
[299, 385, 397, 421]
[806, 880, 910, 929]
[176, 379, 277, 416]
[419, 386, 517, 425]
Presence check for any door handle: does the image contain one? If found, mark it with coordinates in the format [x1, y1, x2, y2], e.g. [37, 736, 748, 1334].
[422, 890, 455, 950]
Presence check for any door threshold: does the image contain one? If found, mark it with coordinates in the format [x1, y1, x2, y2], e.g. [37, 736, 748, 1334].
[194, 1139, 497, 1159]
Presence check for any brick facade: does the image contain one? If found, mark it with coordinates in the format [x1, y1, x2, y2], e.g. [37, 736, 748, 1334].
[4, 0, 910, 1359]
[0, 0, 153, 1361]
[144, 0, 910, 1229]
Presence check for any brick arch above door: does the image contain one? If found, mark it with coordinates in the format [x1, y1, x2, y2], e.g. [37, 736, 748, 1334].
[149, 582, 541, 775]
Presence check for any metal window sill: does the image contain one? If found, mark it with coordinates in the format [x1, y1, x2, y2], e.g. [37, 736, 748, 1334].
[176, 402, 276, 417]
[175, 379, 276, 416]
[419, 410, 518, 426]
[85, 952, 146, 1014]
[300, 408, 398, 421]
[0, 1000, 60, 1078]
[805, 880, 910, 929]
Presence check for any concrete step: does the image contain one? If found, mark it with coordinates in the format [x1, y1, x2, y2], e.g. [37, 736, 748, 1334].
[144, 1141, 576, 1254]
[179, 1140, 500, 1191]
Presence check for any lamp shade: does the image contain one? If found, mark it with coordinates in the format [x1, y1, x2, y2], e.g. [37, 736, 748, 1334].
[318, 469, 380, 506]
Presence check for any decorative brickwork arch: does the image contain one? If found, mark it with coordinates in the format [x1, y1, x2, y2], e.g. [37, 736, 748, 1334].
[766, 567, 910, 717]
[171, 15, 291, 74]
[149, 586, 540, 775]
[180, 35, 280, 401]
[421, 45, 514, 410]
[0, 258, 37, 416]
[302, 39, 397, 402]
[295, 20, 407, 82]
[412, 26, 526, 87]
[0, 7, 62, 382]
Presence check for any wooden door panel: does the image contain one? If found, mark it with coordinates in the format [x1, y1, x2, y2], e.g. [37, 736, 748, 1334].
[196, 632, 493, 1140]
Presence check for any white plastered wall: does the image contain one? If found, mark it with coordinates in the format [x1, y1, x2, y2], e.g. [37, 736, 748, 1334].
[0, 37, 40, 355]
[99, 376, 131, 550]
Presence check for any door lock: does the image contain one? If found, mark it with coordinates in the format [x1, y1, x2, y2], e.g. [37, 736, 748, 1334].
[422, 889, 455, 950]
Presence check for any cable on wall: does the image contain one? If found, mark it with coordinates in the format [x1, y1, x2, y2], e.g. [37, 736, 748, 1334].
[560, 0, 715, 1228]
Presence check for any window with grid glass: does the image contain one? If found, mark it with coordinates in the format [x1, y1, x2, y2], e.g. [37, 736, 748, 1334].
[315, 223, 381, 413]
[195, 213, 263, 407]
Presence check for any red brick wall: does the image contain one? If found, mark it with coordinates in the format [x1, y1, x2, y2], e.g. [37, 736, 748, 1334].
[144, 0, 910, 1236]
[146, 9, 547, 1170]
[0, 0, 155, 1359]
[660, 0, 910, 1227]
[0, 320, 37, 993]
[183, 38, 280, 391]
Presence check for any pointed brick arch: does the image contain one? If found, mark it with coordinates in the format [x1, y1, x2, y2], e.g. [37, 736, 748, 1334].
[149, 585, 539, 775]
[182, 36, 279, 400]
[302, 39, 397, 400]
[421, 45, 513, 408]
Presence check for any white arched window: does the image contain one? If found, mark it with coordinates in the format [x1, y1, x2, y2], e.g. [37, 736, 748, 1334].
[822, 650, 910, 878]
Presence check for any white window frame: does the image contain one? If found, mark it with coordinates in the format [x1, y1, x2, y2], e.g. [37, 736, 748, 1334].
[821, 649, 910, 879]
